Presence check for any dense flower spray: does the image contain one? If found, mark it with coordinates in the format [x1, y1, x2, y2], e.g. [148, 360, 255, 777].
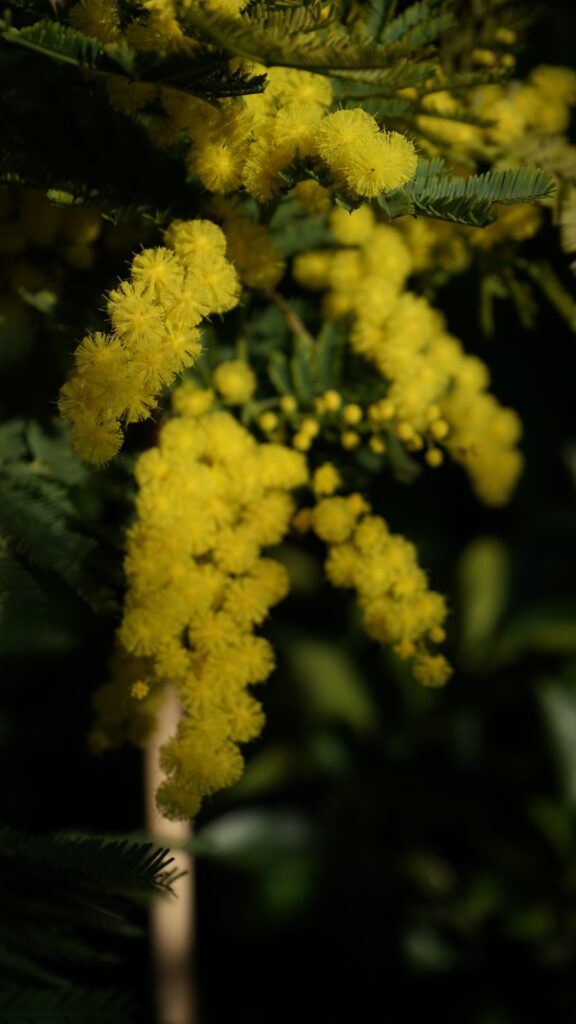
[92, 394, 307, 819]
[46, 0, 576, 818]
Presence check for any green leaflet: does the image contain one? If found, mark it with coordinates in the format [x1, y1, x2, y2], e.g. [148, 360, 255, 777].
[0, 985, 134, 1023]
[379, 0, 451, 44]
[0, 827, 174, 897]
[0, 420, 116, 612]
[0, 827, 173, 1008]
[380, 165, 556, 227]
[179, 1, 448, 79]
[406, 165, 556, 205]
[0, 18, 134, 73]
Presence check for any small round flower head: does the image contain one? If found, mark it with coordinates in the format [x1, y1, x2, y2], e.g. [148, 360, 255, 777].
[330, 205, 376, 246]
[318, 108, 379, 163]
[131, 247, 183, 295]
[107, 280, 164, 348]
[192, 141, 244, 193]
[70, 410, 123, 464]
[313, 463, 342, 497]
[344, 133, 418, 197]
[312, 495, 364, 544]
[272, 102, 324, 160]
[214, 360, 256, 404]
[413, 653, 452, 688]
[186, 256, 241, 315]
[172, 382, 214, 418]
[164, 219, 228, 264]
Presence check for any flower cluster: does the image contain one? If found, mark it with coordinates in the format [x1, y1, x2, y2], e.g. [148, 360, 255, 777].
[415, 64, 576, 159]
[87, 25, 417, 208]
[50, 0, 571, 821]
[298, 474, 451, 687]
[294, 205, 523, 505]
[160, 71, 417, 203]
[93, 393, 307, 819]
[58, 219, 240, 463]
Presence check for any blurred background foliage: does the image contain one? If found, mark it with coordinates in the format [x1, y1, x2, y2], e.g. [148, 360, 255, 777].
[2, 2, 576, 1022]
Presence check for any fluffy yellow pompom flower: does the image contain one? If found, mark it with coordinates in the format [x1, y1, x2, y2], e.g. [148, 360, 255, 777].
[312, 495, 364, 543]
[318, 110, 417, 197]
[164, 218, 227, 261]
[413, 654, 452, 688]
[312, 463, 342, 496]
[214, 360, 257, 404]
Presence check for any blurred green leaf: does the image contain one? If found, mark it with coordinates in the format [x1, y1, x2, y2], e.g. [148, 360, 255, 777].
[457, 536, 510, 668]
[231, 745, 300, 799]
[402, 927, 456, 971]
[493, 605, 576, 666]
[195, 809, 312, 869]
[288, 638, 377, 731]
[529, 798, 576, 860]
[537, 679, 576, 807]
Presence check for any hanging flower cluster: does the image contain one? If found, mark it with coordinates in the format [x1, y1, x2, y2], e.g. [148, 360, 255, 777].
[58, 220, 240, 462]
[294, 205, 523, 505]
[301, 467, 451, 686]
[93, 393, 307, 819]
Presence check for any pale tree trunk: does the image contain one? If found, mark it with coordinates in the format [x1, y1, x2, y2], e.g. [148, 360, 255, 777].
[145, 689, 196, 1024]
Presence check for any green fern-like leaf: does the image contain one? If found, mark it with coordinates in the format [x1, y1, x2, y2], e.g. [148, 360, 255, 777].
[414, 193, 497, 226]
[0, 826, 174, 998]
[177, 3, 446, 80]
[0, 420, 118, 611]
[379, 0, 451, 43]
[407, 166, 556, 205]
[381, 164, 556, 227]
[0, 828, 174, 898]
[364, 0, 398, 41]
[0, 985, 133, 1024]
[0, 18, 134, 73]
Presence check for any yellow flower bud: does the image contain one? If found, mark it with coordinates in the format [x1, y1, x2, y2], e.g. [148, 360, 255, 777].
[214, 359, 256, 405]
[280, 395, 297, 415]
[343, 403, 363, 425]
[292, 507, 313, 533]
[341, 430, 361, 450]
[323, 389, 342, 412]
[425, 448, 444, 468]
[430, 418, 449, 441]
[259, 411, 279, 432]
[301, 417, 320, 438]
[369, 436, 386, 455]
[293, 431, 312, 452]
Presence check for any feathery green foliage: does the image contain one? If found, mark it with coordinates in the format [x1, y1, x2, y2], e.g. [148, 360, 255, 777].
[0, 420, 118, 613]
[0, 984, 134, 1023]
[0, 826, 173, 1016]
[0, 17, 134, 72]
[380, 164, 556, 226]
